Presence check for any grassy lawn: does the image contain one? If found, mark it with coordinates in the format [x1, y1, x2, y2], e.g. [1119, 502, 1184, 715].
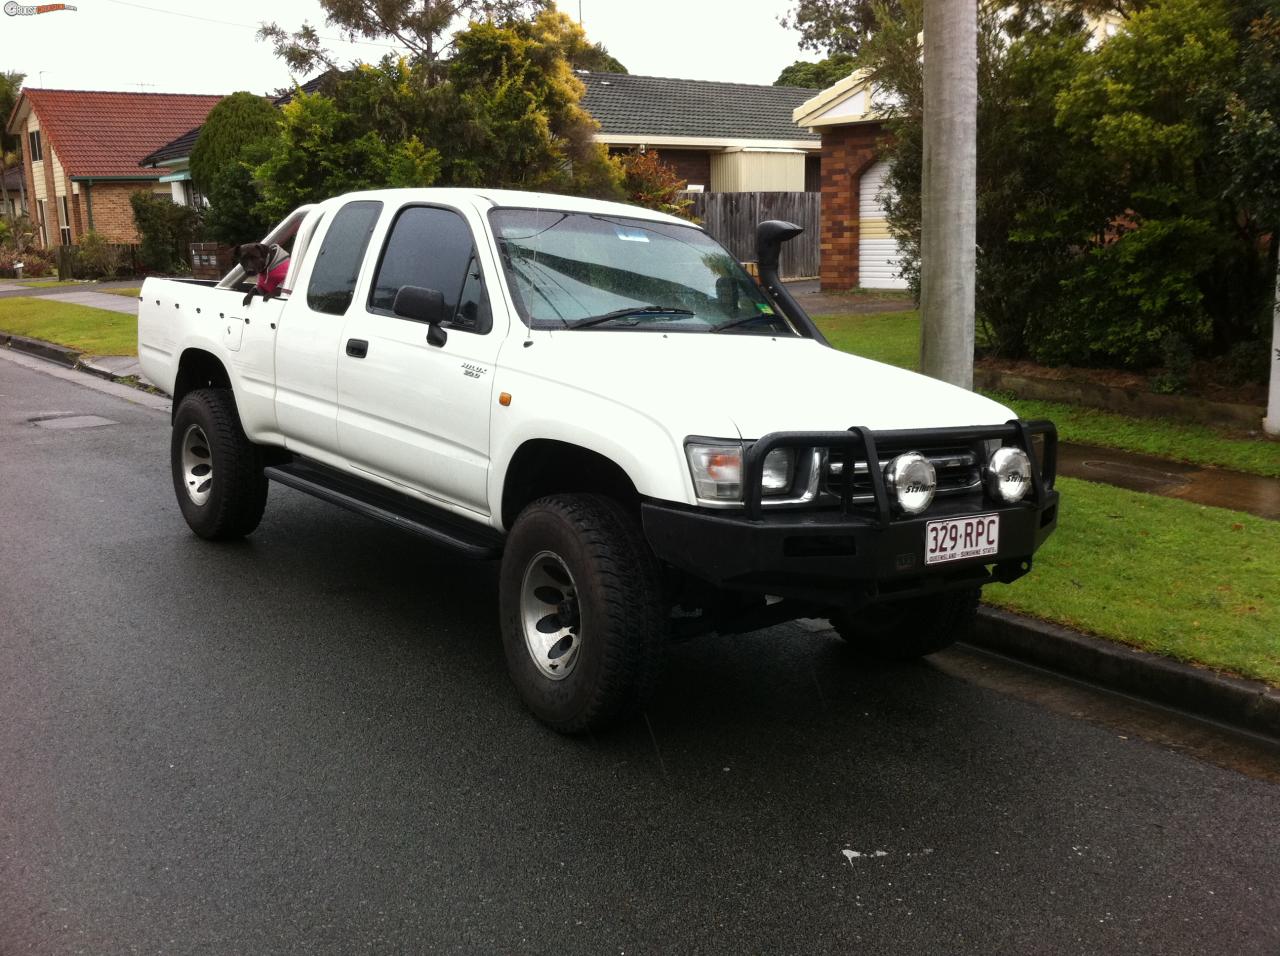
[100, 286, 143, 298]
[987, 476, 1280, 685]
[4, 278, 86, 289]
[0, 296, 136, 355]
[820, 310, 1280, 477]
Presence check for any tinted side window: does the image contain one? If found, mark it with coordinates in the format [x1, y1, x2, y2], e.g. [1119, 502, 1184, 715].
[370, 206, 489, 333]
[307, 200, 382, 316]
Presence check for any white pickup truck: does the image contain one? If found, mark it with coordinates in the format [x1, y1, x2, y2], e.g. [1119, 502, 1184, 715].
[138, 188, 1059, 732]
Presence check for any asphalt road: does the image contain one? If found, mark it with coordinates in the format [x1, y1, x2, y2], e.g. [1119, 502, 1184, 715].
[2, 352, 1278, 955]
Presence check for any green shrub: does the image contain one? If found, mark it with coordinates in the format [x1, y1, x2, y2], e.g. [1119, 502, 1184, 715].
[0, 246, 55, 277]
[129, 191, 199, 274]
[76, 230, 120, 279]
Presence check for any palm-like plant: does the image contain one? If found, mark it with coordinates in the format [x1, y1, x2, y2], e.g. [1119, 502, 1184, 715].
[0, 149, 18, 224]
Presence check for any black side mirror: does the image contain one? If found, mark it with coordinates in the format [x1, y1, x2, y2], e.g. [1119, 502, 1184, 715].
[393, 285, 449, 347]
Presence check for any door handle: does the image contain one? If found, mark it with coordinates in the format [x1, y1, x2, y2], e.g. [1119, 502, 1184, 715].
[346, 338, 368, 358]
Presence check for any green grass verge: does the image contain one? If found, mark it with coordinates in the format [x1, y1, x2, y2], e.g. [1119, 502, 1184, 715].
[987, 476, 1280, 685]
[99, 286, 143, 298]
[0, 296, 136, 356]
[817, 309, 922, 371]
[819, 310, 1280, 478]
[5, 278, 85, 288]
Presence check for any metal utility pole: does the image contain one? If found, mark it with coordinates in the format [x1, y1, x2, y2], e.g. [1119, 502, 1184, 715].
[919, 0, 978, 389]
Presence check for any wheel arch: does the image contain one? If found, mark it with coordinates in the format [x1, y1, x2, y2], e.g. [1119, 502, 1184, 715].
[501, 439, 643, 531]
[171, 347, 232, 421]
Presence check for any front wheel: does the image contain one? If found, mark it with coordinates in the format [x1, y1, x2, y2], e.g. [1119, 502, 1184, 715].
[828, 587, 980, 659]
[170, 388, 267, 540]
[499, 494, 666, 734]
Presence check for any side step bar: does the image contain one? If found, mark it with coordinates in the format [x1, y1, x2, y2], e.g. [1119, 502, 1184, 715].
[264, 460, 504, 559]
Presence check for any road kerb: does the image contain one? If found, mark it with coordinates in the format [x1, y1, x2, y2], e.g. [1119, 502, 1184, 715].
[969, 606, 1280, 742]
[3, 333, 81, 368]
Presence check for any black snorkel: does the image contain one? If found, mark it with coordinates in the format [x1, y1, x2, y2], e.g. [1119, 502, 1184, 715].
[756, 219, 830, 347]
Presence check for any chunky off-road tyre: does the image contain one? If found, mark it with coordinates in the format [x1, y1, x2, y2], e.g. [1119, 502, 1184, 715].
[828, 587, 980, 660]
[170, 388, 268, 540]
[499, 494, 666, 734]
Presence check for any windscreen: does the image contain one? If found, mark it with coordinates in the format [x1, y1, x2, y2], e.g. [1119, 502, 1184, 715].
[489, 208, 798, 336]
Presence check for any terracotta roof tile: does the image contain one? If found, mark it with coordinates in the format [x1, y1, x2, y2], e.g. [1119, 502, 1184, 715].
[18, 89, 223, 179]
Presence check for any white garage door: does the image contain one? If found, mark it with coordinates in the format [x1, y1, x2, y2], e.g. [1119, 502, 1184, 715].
[858, 159, 908, 290]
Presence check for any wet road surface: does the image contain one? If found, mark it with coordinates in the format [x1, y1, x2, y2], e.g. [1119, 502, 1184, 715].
[2, 353, 1278, 954]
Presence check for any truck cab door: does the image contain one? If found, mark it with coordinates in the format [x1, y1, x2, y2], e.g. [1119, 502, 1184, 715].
[273, 199, 383, 462]
[336, 203, 504, 515]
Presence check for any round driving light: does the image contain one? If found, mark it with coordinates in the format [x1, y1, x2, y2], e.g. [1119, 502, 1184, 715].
[884, 452, 937, 514]
[985, 447, 1032, 502]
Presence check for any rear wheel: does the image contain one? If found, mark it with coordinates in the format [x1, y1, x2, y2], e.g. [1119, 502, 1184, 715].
[499, 494, 665, 734]
[828, 588, 980, 659]
[170, 388, 267, 540]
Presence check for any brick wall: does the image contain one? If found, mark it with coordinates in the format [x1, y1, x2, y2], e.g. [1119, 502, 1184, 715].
[818, 121, 887, 291]
[82, 182, 159, 244]
[653, 149, 713, 191]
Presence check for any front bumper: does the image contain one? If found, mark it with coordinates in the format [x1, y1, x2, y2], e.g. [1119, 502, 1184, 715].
[642, 419, 1059, 607]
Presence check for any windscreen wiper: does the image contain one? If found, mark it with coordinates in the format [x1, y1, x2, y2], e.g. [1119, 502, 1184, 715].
[710, 312, 775, 333]
[565, 306, 695, 330]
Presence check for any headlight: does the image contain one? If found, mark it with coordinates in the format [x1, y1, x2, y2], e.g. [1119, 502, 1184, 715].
[686, 442, 796, 502]
[884, 452, 936, 514]
[761, 448, 795, 495]
[985, 446, 1032, 502]
[686, 441, 743, 500]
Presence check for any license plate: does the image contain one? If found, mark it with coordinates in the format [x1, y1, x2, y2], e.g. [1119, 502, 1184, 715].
[925, 514, 1000, 566]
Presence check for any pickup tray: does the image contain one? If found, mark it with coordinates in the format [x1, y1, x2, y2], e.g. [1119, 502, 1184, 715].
[264, 459, 504, 559]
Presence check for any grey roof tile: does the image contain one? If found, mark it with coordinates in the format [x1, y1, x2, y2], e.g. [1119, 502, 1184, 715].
[580, 71, 820, 143]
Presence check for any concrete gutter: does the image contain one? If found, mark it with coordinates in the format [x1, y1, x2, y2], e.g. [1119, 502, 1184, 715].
[2, 333, 80, 367]
[969, 607, 1280, 742]
[2, 334, 154, 390]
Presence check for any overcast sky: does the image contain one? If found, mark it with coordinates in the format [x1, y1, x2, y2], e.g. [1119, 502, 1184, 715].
[4, 0, 813, 96]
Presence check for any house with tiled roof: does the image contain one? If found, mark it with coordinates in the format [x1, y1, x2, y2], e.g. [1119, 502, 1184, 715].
[138, 125, 204, 203]
[579, 72, 821, 193]
[139, 74, 336, 194]
[4, 89, 223, 248]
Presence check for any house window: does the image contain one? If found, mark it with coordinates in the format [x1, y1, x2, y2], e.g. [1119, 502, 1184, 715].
[28, 130, 42, 163]
[35, 199, 48, 246]
[58, 196, 72, 245]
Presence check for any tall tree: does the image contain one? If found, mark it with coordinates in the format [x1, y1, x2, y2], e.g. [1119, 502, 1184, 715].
[919, 0, 977, 388]
[190, 92, 282, 243]
[774, 54, 857, 89]
[259, 0, 548, 76]
[780, 0, 902, 55]
[569, 42, 626, 73]
[1220, 5, 1280, 433]
[0, 72, 24, 221]
[425, 9, 620, 195]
